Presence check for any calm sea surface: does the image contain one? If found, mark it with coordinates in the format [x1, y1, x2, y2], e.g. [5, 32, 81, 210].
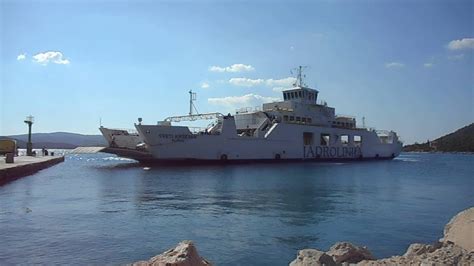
[0, 153, 473, 265]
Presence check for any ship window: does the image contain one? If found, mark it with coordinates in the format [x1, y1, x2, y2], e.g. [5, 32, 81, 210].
[283, 115, 288, 121]
[354, 135, 362, 146]
[296, 117, 301, 122]
[302, 117, 307, 123]
[307, 118, 312, 124]
[289, 116, 295, 121]
[303, 132, 313, 145]
[298, 91, 302, 98]
[341, 135, 349, 145]
[321, 133, 330, 146]
[284, 93, 288, 100]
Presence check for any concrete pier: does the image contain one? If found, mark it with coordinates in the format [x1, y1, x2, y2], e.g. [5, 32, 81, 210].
[0, 156, 65, 185]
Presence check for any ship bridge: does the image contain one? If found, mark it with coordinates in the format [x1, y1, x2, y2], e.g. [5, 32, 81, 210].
[282, 86, 319, 105]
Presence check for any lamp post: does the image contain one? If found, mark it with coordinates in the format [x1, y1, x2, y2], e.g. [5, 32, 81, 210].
[24, 115, 34, 156]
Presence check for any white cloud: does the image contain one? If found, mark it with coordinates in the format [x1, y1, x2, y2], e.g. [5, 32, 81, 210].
[448, 54, 465, 60]
[32, 51, 70, 65]
[17, 53, 26, 61]
[208, 93, 279, 108]
[423, 63, 434, 68]
[265, 77, 296, 87]
[229, 78, 265, 87]
[229, 77, 296, 88]
[209, 64, 255, 73]
[200, 82, 210, 89]
[447, 38, 474, 50]
[385, 62, 405, 68]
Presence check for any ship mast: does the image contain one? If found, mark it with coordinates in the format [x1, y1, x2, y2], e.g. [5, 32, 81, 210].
[189, 90, 197, 115]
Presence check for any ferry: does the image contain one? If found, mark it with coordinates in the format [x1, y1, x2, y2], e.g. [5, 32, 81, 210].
[134, 67, 403, 162]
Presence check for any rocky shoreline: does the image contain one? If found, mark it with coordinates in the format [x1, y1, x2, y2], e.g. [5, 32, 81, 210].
[132, 207, 473, 265]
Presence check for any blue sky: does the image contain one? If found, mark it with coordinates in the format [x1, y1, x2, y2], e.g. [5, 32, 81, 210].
[1, 0, 473, 144]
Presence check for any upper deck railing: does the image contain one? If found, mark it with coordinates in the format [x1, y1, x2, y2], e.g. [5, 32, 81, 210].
[235, 106, 262, 114]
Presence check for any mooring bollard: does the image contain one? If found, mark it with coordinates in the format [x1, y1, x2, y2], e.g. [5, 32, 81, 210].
[5, 153, 14, 163]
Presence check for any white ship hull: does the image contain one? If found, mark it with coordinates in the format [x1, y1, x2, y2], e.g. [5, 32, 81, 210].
[135, 117, 402, 162]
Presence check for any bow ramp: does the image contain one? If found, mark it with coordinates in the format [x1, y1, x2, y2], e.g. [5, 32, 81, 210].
[70, 146, 107, 154]
[70, 146, 153, 162]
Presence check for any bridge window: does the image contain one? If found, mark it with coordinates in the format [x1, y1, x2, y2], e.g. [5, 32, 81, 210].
[341, 135, 349, 146]
[303, 132, 313, 145]
[321, 133, 330, 146]
[354, 135, 362, 146]
[283, 115, 288, 121]
[307, 118, 312, 124]
[284, 93, 288, 100]
[296, 117, 301, 122]
[289, 116, 295, 122]
[302, 117, 307, 123]
[298, 91, 302, 98]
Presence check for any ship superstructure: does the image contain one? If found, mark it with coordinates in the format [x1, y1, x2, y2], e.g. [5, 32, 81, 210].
[134, 67, 402, 162]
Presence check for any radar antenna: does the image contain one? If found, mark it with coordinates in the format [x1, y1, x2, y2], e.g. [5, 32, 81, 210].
[189, 90, 199, 116]
[291, 65, 308, 87]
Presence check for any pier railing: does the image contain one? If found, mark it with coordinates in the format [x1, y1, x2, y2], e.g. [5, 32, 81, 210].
[16, 149, 69, 157]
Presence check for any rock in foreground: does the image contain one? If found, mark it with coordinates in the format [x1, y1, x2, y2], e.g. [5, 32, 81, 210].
[132, 240, 211, 266]
[289, 242, 373, 266]
[289, 249, 336, 266]
[290, 207, 474, 266]
[442, 207, 474, 252]
[326, 242, 374, 263]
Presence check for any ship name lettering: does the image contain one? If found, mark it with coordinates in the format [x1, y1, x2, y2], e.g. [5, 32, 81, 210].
[158, 134, 197, 140]
[303, 145, 361, 159]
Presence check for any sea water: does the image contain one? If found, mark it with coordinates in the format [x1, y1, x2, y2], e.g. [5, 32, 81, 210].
[0, 153, 473, 265]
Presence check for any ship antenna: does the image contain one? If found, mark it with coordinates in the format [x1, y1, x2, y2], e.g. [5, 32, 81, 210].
[292, 65, 308, 87]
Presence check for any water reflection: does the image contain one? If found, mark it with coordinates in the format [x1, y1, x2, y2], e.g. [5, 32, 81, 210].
[125, 163, 351, 231]
[1, 153, 473, 265]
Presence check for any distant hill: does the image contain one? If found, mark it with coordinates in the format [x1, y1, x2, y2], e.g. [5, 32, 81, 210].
[1, 132, 107, 149]
[403, 123, 474, 152]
